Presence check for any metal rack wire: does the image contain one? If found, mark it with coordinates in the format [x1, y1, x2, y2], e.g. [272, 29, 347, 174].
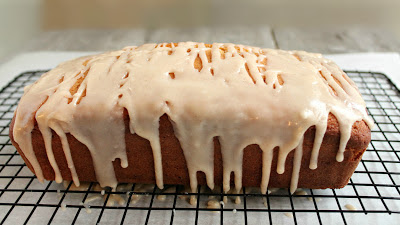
[0, 70, 399, 225]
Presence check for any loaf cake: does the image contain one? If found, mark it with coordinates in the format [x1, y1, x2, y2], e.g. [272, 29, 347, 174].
[10, 42, 373, 194]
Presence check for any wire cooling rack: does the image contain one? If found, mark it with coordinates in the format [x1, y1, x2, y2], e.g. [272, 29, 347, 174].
[0, 70, 399, 225]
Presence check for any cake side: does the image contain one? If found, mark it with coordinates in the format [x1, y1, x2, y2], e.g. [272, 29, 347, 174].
[10, 110, 371, 189]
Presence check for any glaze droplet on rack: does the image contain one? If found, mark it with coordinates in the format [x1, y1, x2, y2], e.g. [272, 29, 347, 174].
[12, 42, 373, 194]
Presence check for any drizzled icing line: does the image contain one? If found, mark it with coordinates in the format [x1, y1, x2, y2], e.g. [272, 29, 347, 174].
[13, 42, 373, 193]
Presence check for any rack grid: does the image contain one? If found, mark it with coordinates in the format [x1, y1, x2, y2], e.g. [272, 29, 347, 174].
[0, 70, 399, 224]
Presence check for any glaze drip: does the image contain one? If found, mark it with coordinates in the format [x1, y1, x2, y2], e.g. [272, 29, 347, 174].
[13, 42, 373, 193]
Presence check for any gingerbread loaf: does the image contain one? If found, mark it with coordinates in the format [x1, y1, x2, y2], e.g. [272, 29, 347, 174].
[10, 42, 372, 194]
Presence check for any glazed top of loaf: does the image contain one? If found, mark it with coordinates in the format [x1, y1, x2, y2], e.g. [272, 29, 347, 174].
[12, 42, 373, 194]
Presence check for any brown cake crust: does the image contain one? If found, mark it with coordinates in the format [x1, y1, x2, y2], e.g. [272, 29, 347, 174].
[9, 109, 370, 189]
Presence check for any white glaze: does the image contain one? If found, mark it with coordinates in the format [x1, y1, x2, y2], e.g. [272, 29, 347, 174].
[284, 212, 294, 218]
[60, 203, 67, 211]
[13, 42, 373, 194]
